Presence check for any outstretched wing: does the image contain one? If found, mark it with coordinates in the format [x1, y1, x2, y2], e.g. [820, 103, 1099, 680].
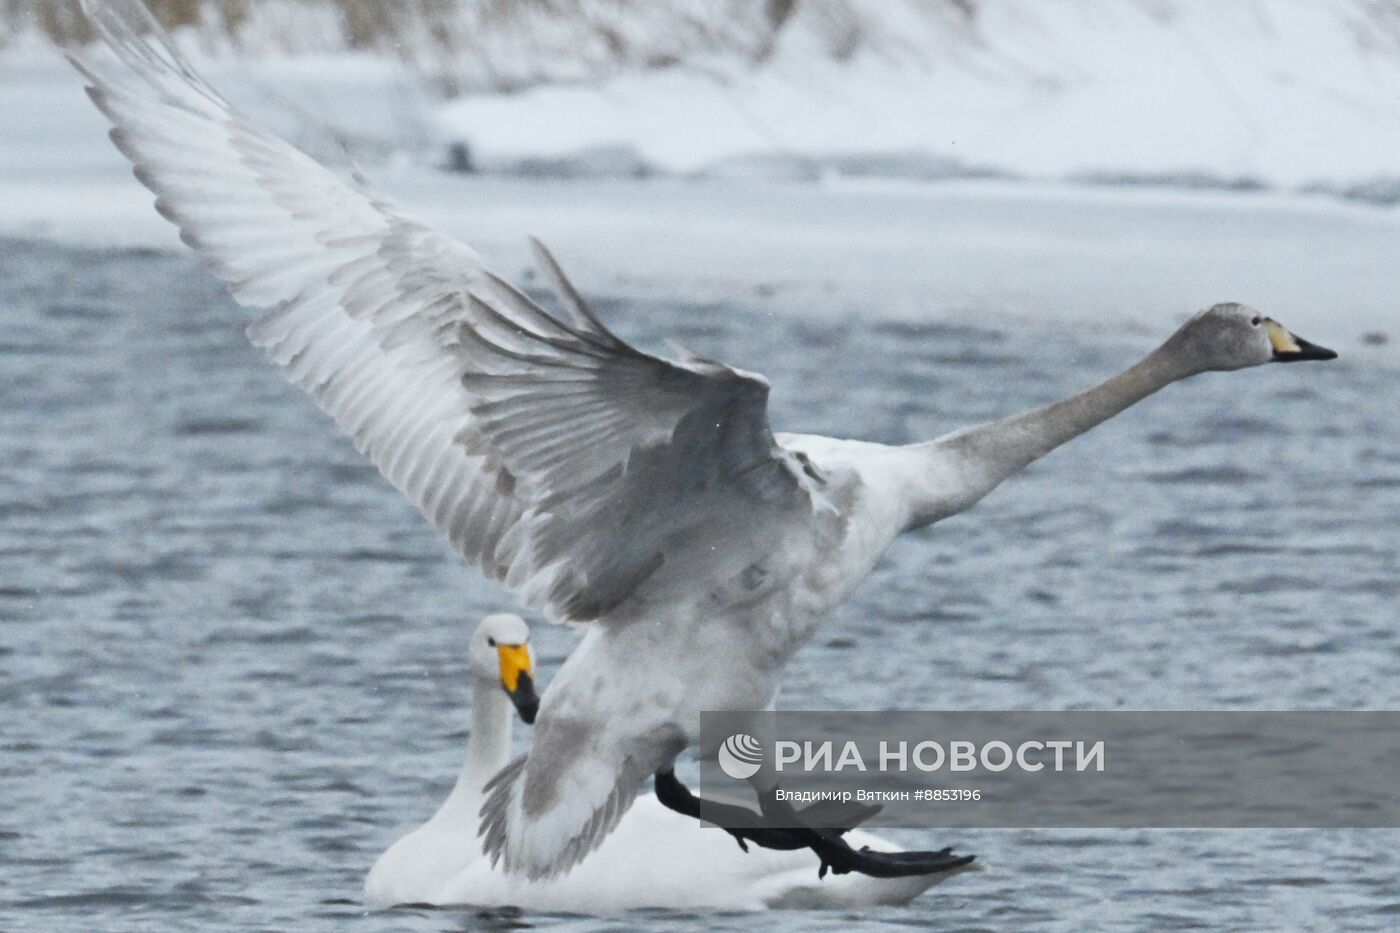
[72, 0, 823, 622]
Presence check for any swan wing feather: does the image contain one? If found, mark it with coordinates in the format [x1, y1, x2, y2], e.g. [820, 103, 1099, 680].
[72, 0, 819, 623]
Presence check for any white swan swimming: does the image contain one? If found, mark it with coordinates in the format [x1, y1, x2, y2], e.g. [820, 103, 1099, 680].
[366, 614, 970, 911]
[73, 0, 1338, 886]
[364, 613, 537, 907]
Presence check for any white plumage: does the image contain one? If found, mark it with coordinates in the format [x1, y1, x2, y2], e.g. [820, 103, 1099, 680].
[365, 615, 972, 911]
[72, 0, 1335, 887]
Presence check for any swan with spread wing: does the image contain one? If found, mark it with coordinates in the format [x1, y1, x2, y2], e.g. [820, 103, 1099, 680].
[365, 614, 971, 909]
[72, 0, 1337, 886]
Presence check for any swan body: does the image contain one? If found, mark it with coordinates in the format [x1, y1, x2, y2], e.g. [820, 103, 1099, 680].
[73, 0, 1338, 888]
[365, 616, 970, 911]
[439, 795, 958, 912]
[366, 614, 535, 905]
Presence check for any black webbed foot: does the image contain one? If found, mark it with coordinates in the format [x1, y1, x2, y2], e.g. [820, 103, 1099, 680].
[653, 769, 975, 880]
[754, 785, 974, 879]
[813, 839, 975, 879]
[655, 769, 809, 851]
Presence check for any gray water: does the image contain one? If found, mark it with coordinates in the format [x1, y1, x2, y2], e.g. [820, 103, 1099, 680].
[2, 232, 1398, 931]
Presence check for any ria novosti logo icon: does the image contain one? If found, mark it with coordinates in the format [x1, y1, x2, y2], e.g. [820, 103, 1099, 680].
[718, 733, 764, 780]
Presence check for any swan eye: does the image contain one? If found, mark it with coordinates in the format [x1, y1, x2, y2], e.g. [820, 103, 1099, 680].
[1251, 316, 1262, 326]
[487, 637, 496, 647]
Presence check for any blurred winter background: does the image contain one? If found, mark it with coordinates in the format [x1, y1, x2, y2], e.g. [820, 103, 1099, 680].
[4, 3, 1400, 931]
[6, 0, 1400, 337]
[8, 0, 1400, 190]
[10, 0, 1400, 190]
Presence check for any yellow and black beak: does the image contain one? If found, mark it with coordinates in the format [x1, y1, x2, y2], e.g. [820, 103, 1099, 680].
[1265, 320, 1338, 363]
[497, 643, 539, 724]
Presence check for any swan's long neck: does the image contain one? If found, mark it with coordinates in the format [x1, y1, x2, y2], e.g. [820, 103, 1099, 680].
[451, 674, 513, 803]
[905, 342, 1194, 528]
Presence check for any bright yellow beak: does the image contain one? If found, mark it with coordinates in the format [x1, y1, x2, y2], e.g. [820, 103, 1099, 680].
[1263, 318, 1338, 362]
[1264, 319, 1301, 355]
[497, 643, 533, 693]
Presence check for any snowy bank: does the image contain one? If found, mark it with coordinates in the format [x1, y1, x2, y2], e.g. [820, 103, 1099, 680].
[8, 2, 1400, 197]
[3, 8, 1399, 353]
[434, 1, 1400, 199]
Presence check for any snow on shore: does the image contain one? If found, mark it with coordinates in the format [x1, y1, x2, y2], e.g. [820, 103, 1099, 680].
[434, 1, 1400, 198]
[3, 3, 1400, 349]
[7, 2, 1400, 196]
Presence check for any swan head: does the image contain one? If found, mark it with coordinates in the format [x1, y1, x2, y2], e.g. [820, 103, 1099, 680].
[1171, 303, 1337, 373]
[472, 613, 538, 724]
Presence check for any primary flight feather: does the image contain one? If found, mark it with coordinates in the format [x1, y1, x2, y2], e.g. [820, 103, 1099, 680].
[71, 0, 1337, 883]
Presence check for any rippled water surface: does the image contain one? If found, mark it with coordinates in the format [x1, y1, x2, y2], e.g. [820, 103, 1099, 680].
[2, 233, 1399, 931]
